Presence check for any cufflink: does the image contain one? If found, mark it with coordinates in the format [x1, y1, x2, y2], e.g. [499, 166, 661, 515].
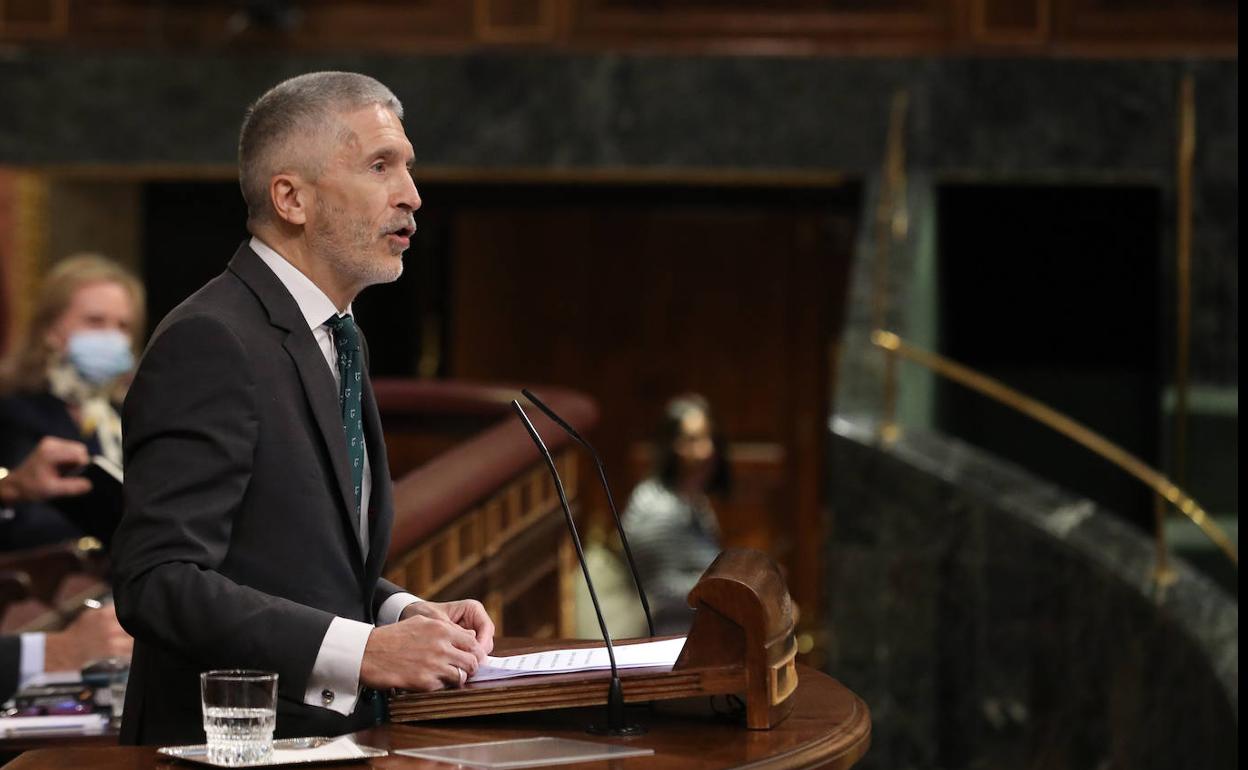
[321, 689, 335, 706]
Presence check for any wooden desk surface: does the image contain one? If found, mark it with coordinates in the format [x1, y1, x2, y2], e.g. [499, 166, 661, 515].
[3, 665, 868, 769]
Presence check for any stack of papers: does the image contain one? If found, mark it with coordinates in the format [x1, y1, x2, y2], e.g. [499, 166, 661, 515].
[472, 637, 686, 683]
[0, 713, 109, 738]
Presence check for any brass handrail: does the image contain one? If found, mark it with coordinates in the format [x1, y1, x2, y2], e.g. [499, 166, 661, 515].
[870, 89, 909, 333]
[1173, 72, 1195, 492]
[1150, 72, 1199, 587]
[871, 330, 1238, 570]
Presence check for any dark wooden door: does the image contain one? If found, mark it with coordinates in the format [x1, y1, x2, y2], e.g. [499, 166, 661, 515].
[439, 184, 857, 627]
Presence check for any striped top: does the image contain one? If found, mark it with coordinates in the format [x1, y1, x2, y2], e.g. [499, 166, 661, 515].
[622, 478, 722, 635]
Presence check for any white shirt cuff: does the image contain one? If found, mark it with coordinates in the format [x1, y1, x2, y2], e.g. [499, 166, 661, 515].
[18, 633, 46, 689]
[302, 617, 372, 716]
[377, 592, 421, 626]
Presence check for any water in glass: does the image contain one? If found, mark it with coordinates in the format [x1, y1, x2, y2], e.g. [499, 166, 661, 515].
[203, 706, 276, 765]
[201, 670, 278, 766]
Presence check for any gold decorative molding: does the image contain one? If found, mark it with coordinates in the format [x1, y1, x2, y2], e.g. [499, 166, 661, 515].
[8, 172, 51, 344]
[0, 0, 69, 40]
[872, 90, 908, 447]
[14, 162, 850, 190]
[1173, 73, 1195, 490]
[474, 0, 558, 44]
[1153, 72, 1198, 597]
[969, 0, 1052, 47]
[871, 90, 908, 336]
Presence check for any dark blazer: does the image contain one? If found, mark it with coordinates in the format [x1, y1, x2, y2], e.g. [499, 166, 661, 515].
[111, 243, 402, 746]
[0, 392, 119, 550]
[0, 635, 20, 703]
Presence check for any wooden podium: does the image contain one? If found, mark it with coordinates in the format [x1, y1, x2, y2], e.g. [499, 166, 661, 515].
[4, 666, 870, 770]
[389, 548, 800, 730]
[0, 551, 871, 769]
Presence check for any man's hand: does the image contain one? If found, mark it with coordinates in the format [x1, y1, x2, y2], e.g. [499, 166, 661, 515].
[401, 600, 495, 656]
[359, 612, 488, 692]
[44, 602, 134, 672]
[0, 437, 92, 505]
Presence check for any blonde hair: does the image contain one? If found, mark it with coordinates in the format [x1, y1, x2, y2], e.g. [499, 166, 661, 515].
[0, 253, 145, 395]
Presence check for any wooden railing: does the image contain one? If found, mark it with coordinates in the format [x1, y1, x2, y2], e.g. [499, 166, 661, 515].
[375, 379, 598, 640]
[0, 537, 109, 632]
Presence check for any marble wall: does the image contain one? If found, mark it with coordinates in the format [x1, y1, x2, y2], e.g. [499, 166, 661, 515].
[826, 416, 1237, 769]
[0, 52, 1237, 383]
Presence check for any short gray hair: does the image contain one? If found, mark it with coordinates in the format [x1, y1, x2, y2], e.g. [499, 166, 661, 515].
[238, 71, 403, 225]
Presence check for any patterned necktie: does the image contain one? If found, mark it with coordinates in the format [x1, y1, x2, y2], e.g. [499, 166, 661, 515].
[324, 313, 365, 516]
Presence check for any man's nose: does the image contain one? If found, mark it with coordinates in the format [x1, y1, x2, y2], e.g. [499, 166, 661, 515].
[396, 173, 421, 212]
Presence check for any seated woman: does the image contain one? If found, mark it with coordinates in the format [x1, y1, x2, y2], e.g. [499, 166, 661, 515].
[622, 394, 731, 635]
[0, 254, 144, 551]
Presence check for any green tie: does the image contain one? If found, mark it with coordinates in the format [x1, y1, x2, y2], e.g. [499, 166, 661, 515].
[324, 313, 365, 515]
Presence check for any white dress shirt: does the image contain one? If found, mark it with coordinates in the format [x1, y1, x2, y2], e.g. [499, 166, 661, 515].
[17, 633, 44, 689]
[251, 237, 418, 716]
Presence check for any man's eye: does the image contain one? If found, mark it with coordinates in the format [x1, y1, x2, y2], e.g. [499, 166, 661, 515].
[371, 162, 386, 173]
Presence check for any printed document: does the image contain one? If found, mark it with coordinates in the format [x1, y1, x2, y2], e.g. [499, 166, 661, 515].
[471, 637, 686, 682]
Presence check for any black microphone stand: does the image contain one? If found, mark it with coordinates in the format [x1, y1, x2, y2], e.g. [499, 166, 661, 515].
[511, 401, 645, 736]
[520, 388, 656, 638]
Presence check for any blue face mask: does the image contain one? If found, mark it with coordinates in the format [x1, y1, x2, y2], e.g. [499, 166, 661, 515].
[66, 329, 134, 385]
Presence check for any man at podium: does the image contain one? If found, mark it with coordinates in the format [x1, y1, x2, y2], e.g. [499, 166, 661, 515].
[110, 71, 494, 745]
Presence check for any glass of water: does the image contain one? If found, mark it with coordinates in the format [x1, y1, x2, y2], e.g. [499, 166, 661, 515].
[200, 670, 278, 766]
[108, 667, 129, 726]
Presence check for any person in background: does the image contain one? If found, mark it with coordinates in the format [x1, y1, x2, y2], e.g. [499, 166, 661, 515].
[0, 604, 134, 705]
[0, 437, 133, 703]
[0, 254, 144, 551]
[622, 394, 731, 634]
[0, 436, 92, 508]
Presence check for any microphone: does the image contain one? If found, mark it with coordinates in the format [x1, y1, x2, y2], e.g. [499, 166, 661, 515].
[510, 400, 644, 736]
[520, 388, 655, 638]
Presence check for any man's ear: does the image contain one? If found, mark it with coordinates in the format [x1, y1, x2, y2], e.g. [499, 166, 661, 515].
[270, 173, 309, 226]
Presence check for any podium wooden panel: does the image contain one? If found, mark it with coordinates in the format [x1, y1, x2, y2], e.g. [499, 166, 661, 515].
[1, 665, 869, 770]
[389, 548, 801, 730]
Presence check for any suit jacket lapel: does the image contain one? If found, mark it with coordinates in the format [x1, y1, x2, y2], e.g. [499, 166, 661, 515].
[228, 244, 365, 558]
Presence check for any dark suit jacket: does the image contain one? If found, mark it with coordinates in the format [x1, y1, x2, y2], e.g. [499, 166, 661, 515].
[111, 243, 403, 745]
[0, 392, 119, 550]
[0, 635, 20, 703]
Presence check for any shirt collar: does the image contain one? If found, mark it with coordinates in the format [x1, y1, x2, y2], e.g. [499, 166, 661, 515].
[250, 236, 352, 329]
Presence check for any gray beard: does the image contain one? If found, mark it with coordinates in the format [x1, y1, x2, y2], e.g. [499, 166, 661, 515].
[309, 210, 405, 290]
